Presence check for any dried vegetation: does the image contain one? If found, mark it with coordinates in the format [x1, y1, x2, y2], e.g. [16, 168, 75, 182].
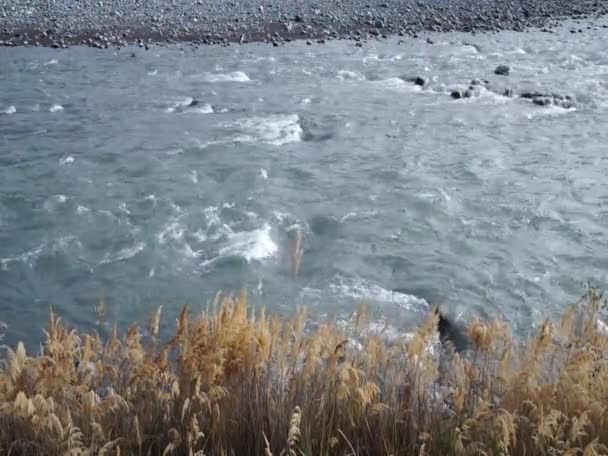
[1, 289, 608, 455]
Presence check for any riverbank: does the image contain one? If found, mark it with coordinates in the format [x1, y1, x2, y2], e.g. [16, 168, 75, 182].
[0, 289, 607, 454]
[1, 0, 607, 48]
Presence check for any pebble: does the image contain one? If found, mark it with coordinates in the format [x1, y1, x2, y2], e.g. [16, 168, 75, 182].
[0, 0, 606, 48]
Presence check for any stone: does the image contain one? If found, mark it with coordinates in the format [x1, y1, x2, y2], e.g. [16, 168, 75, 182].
[494, 64, 510, 76]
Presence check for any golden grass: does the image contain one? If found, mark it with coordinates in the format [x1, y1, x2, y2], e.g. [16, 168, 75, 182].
[1, 289, 608, 455]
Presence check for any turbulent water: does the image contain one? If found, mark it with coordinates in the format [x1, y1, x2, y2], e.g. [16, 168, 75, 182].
[2, 20, 608, 345]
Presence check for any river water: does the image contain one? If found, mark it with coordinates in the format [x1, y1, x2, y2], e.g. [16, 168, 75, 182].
[2, 20, 608, 345]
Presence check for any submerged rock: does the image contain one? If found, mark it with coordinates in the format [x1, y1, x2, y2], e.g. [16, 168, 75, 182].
[494, 64, 511, 76]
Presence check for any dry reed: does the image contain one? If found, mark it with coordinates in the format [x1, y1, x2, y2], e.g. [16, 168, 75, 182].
[1, 289, 608, 455]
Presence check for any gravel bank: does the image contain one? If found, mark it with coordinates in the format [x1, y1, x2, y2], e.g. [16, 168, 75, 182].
[1, 0, 607, 48]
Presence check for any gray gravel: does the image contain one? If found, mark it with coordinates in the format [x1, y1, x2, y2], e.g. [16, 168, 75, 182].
[1, 0, 607, 48]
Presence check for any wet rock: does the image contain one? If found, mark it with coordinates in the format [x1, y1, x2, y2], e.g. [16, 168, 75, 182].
[494, 64, 510, 76]
[520, 91, 574, 108]
[503, 88, 514, 97]
[450, 90, 463, 99]
[407, 76, 426, 86]
[532, 97, 552, 106]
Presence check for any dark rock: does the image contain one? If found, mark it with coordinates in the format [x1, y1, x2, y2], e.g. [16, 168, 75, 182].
[503, 88, 514, 97]
[494, 64, 510, 76]
[435, 307, 470, 353]
[532, 97, 552, 106]
[450, 90, 463, 99]
[294, 14, 303, 22]
[407, 76, 426, 86]
[520, 91, 544, 99]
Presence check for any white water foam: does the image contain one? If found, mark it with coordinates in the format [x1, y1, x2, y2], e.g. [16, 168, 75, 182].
[44, 59, 58, 65]
[165, 97, 194, 113]
[100, 242, 145, 264]
[260, 168, 269, 180]
[157, 221, 185, 244]
[60, 155, 75, 165]
[203, 71, 251, 83]
[219, 223, 278, 262]
[43, 194, 68, 212]
[1, 244, 44, 270]
[336, 70, 364, 81]
[525, 105, 577, 119]
[372, 78, 423, 93]
[76, 205, 90, 214]
[192, 229, 208, 242]
[118, 202, 131, 215]
[49, 104, 64, 113]
[229, 114, 303, 146]
[2, 106, 16, 115]
[148, 69, 158, 76]
[191, 104, 214, 114]
[330, 277, 428, 310]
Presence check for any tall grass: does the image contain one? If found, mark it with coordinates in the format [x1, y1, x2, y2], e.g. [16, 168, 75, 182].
[1, 289, 608, 455]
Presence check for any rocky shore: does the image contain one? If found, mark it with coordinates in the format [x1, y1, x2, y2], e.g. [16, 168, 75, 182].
[1, 0, 607, 48]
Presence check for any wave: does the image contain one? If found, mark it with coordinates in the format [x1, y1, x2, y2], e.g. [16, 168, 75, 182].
[229, 114, 303, 146]
[44, 59, 59, 65]
[219, 223, 278, 263]
[260, 168, 269, 180]
[43, 194, 69, 212]
[1, 244, 45, 270]
[190, 104, 214, 114]
[157, 221, 185, 244]
[372, 78, 424, 92]
[1, 106, 16, 115]
[100, 242, 145, 264]
[330, 277, 429, 310]
[336, 70, 365, 81]
[166, 97, 213, 114]
[49, 104, 64, 113]
[165, 97, 193, 113]
[525, 104, 577, 119]
[203, 71, 251, 83]
[59, 156, 75, 165]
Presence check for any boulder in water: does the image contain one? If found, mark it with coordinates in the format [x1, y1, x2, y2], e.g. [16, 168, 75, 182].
[494, 64, 511, 76]
[435, 307, 470, 353]
[407, 76, 426, 86]
[520, 91, 574, 108]
[450, 90, 463, 99]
